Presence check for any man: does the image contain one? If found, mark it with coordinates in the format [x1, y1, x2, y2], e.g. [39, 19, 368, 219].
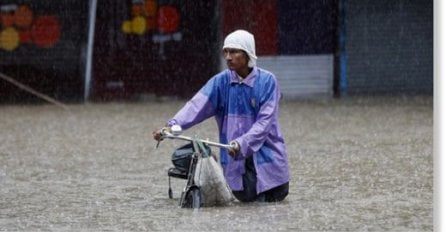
[153, 30, 289, 202]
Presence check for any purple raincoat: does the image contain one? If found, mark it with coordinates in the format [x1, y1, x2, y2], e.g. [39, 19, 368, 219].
[167, 67, 290, 194]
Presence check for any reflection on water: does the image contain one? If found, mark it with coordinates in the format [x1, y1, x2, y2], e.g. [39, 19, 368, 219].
[0, 97, 432, 231]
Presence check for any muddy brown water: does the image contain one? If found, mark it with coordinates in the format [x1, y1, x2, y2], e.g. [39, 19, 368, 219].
[0, 96, 432, 231]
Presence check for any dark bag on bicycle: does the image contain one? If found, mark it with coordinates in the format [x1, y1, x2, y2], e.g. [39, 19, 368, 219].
[171, 142, 211, 173]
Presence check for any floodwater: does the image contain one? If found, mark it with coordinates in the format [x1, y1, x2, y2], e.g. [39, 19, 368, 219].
[0, 96, 432, 231]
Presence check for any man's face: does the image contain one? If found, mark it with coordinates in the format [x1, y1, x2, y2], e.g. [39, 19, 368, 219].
[223, 48, 249, 71]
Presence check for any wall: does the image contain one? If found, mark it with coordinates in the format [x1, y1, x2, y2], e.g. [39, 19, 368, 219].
[222, 0, 337, 99]
[91, 0, 220, 101]
[0, 0, 433, 103]
[0, 0, 88, 102]
[344, 0, 433, 95]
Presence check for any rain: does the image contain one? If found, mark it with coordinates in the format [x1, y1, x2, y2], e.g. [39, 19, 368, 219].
[0, 0, 433, 231]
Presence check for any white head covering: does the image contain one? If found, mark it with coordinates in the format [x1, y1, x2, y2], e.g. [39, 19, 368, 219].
[223, 30, 257, 67]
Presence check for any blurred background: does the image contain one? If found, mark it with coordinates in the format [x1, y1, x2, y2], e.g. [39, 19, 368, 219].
[0, 0, 433, 103]
[0, 1, 434, 230]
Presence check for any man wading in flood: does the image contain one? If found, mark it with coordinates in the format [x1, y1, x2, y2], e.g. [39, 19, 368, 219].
[153, 29, 290, 202]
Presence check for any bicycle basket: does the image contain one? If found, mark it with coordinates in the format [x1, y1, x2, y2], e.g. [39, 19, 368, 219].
[171, 142, 211, 173]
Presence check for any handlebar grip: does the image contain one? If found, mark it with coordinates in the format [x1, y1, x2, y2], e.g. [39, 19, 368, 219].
[229, 141, 240, 151]
[160, 127, 171, 136]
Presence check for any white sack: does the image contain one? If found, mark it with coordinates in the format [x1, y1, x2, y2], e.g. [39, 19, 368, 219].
[194, 156, 234, 206]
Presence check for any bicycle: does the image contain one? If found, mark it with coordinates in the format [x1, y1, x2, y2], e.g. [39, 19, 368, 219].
[156, 125, 236, 208]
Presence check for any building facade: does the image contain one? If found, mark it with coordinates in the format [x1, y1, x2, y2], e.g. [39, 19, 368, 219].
[0, 0, 433, 102]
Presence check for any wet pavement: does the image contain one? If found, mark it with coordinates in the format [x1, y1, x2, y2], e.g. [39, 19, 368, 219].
[0, 96, 432, 231]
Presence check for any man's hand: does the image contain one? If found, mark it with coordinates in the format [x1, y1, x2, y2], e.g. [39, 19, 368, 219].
[228, 141, 240, 157]
[152, 127, 170, 141]
[152, 129, 163, 141]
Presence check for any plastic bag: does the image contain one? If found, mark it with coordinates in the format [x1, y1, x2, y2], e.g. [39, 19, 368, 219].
[194, 155, 234, 206]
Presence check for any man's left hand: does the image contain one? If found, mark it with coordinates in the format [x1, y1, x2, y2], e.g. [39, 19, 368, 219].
[228, 141, 240, 157]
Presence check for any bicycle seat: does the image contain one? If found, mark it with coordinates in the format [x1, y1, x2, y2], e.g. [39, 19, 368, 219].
[168, 167, 188, 179]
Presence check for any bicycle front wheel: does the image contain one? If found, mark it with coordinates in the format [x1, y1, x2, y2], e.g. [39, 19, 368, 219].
[186, 187, 201, 208]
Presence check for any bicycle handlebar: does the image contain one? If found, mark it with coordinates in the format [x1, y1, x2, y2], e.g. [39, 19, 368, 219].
[159, 128, 236, 150]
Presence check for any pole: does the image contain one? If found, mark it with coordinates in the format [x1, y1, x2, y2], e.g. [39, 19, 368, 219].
[0, 72, 69, 110]
[84, 0, 98, 101]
